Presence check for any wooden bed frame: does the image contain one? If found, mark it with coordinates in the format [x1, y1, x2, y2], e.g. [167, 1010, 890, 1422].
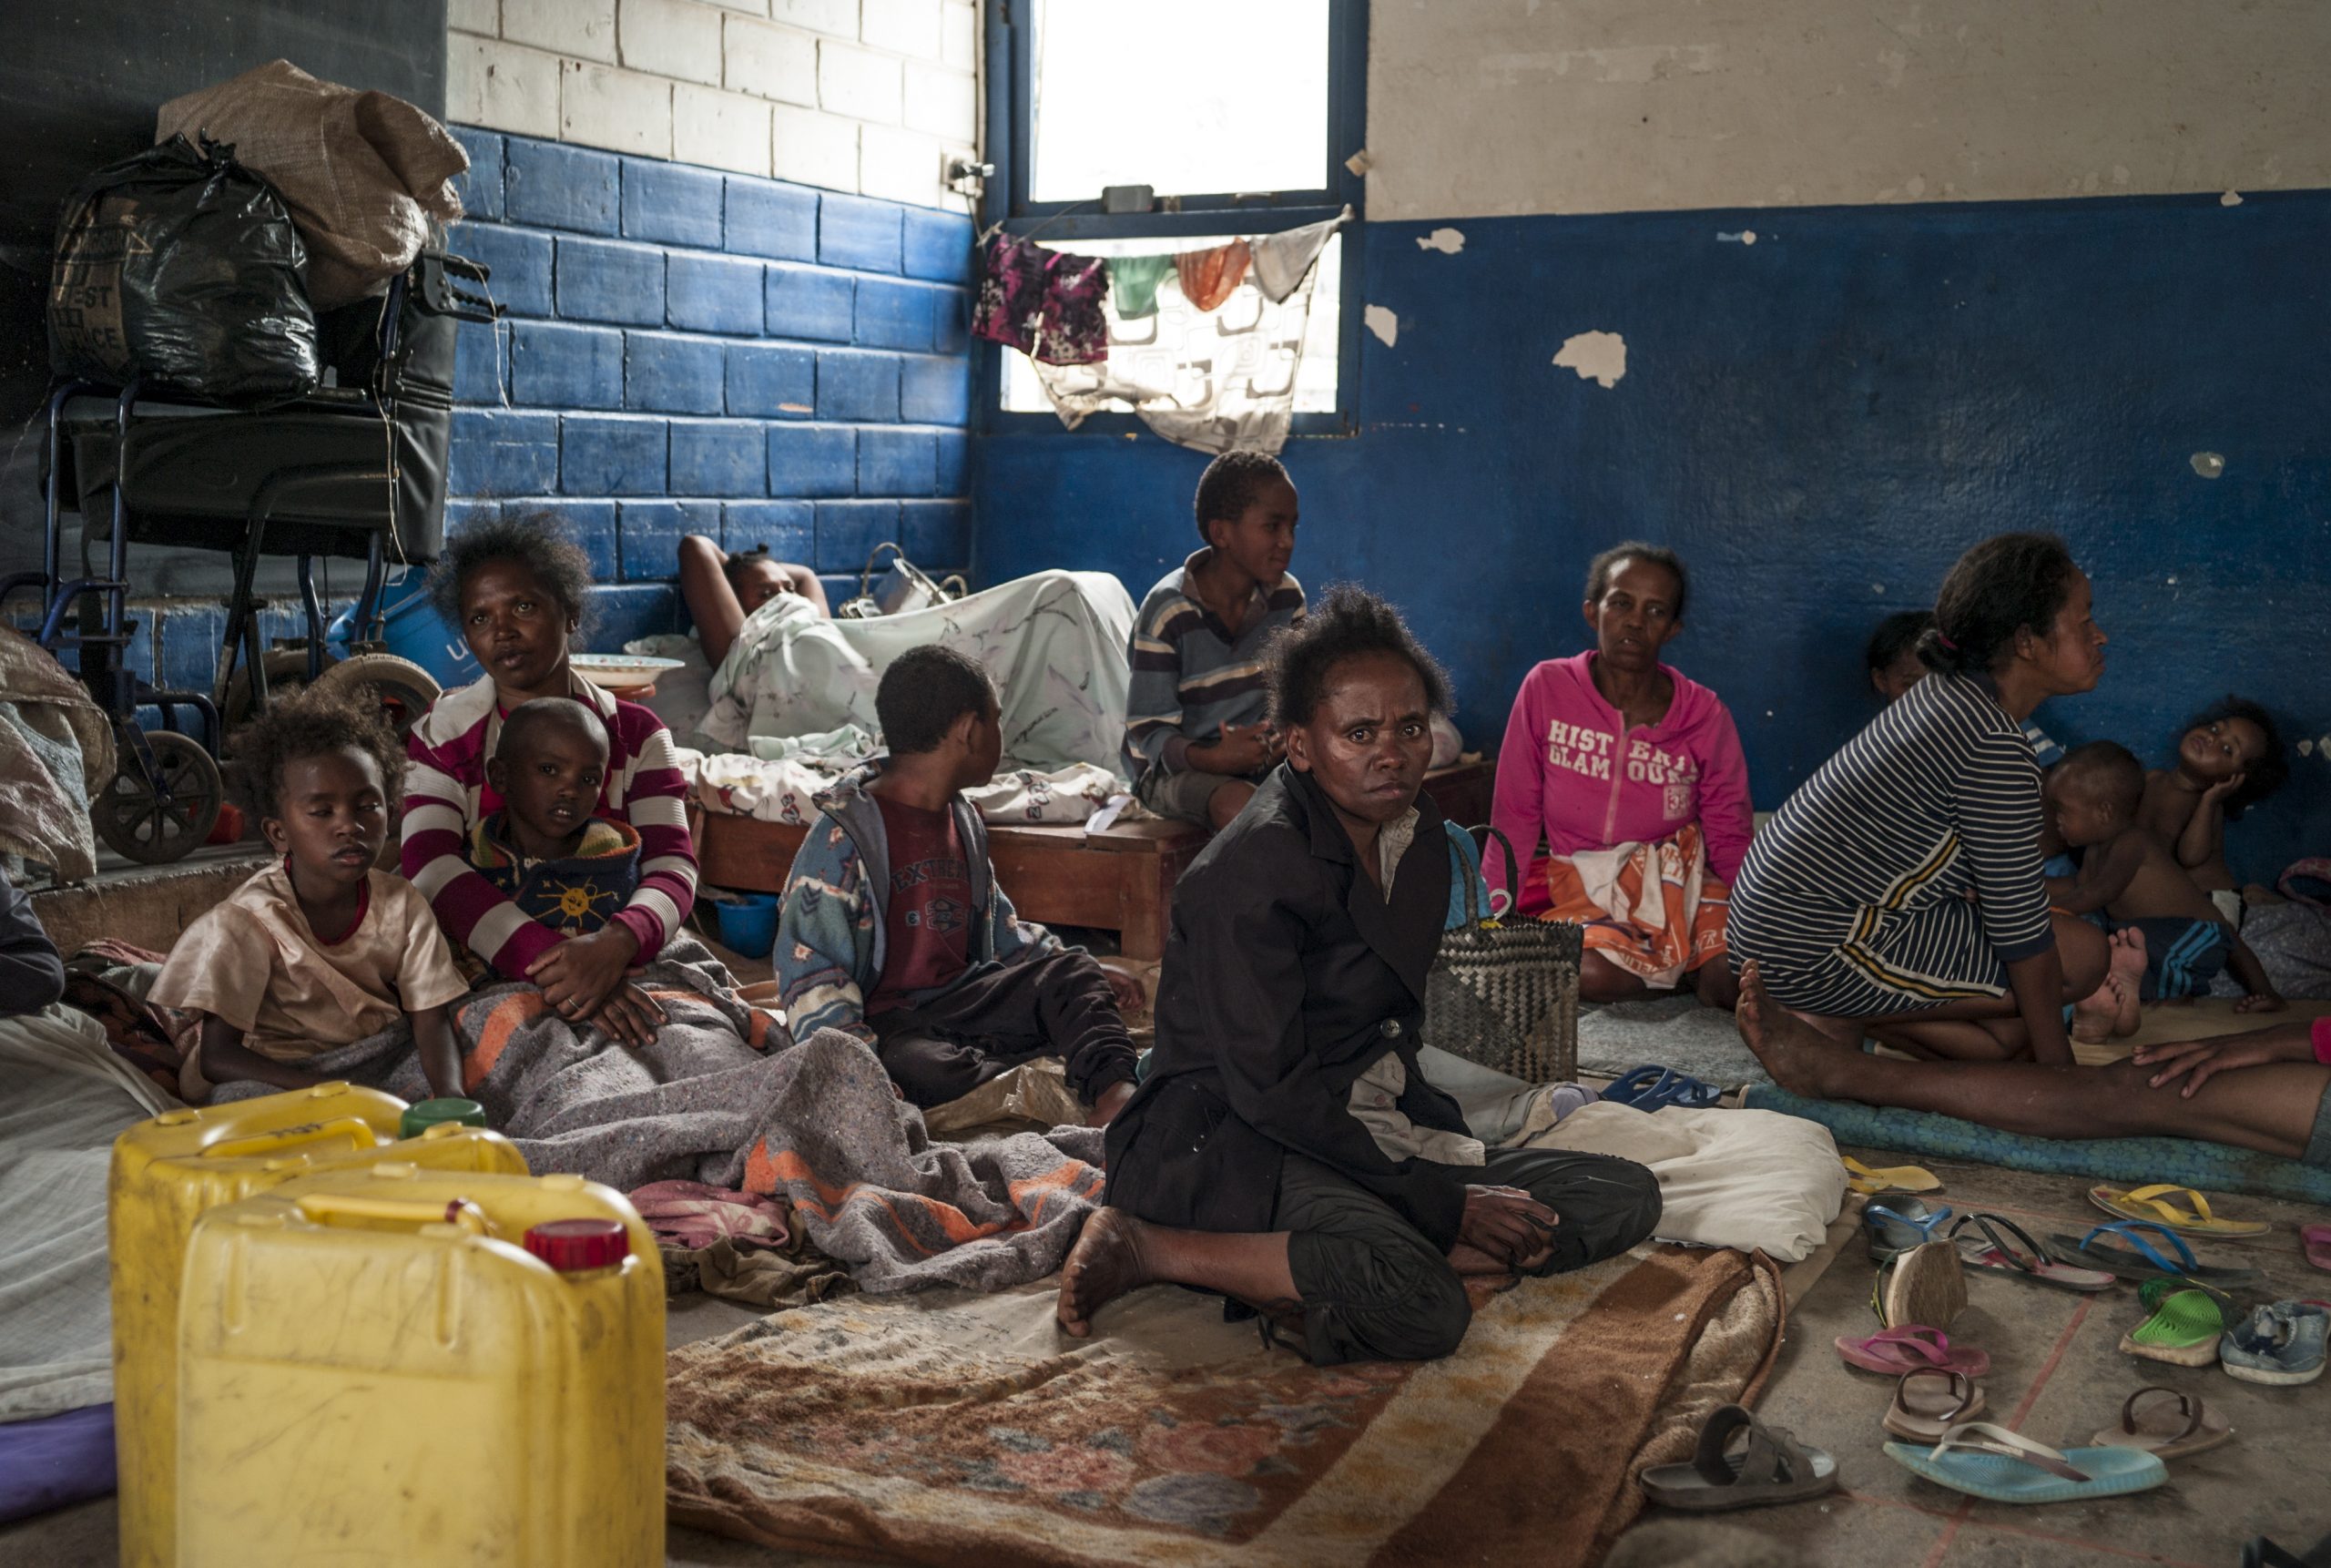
[692, 759, 1496, 962]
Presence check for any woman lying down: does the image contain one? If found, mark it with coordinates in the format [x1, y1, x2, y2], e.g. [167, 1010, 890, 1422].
[1059, 585, 1664, 1365]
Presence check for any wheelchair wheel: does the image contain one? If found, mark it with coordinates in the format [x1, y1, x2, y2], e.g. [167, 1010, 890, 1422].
[95, 731, 223, 865]
[311, 652, 440, 742]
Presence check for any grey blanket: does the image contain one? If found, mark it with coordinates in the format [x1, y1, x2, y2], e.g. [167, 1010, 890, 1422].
[219, 941, 1105, 1294]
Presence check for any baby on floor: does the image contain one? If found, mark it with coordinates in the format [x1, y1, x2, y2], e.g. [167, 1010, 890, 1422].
[2136, 696, 2289, 924]
[2044, 741, 2284, 1040]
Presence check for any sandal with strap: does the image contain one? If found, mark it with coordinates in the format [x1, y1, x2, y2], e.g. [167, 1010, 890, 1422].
[2302, 1224, 2331, 1273]
[1865, 1200, 1954, 1264]
[1844, 1156, 1942, 1197]
[1640, 1402, 1839, 1512]
[1882, 1368, 1986, 1442]
[2091, 1183, 2268, 1237]
[1837, 1325, 1992, 1378]
[2046, 1221, 2263, 1288]
[1883, 1420, 2167, 1503]
[2091, 1386, 2234, 1461]
[2120, 1287, 2226, 1366]
[1603, 1064, 1725, 1113]
[1949, 1212, 2115, 1293]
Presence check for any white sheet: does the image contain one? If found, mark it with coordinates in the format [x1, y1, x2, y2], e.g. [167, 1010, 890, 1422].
[0, 1005, 172, 1421]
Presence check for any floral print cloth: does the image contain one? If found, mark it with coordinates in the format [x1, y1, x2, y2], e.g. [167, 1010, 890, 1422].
[972, 231, 1109, 365]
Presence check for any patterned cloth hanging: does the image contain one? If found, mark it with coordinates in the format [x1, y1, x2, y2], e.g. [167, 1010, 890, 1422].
[972, 231, 1108, 365]
[1173, 238, 1252, 311]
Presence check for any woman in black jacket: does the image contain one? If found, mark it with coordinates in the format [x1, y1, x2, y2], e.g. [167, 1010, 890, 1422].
[1060, 586, 1661, 1364]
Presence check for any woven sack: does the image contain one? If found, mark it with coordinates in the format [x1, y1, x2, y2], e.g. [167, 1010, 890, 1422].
[1425, 825, 1582, 1084]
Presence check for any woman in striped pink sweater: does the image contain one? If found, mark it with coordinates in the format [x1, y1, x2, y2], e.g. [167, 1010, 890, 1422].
[401, 517, 698, 1042]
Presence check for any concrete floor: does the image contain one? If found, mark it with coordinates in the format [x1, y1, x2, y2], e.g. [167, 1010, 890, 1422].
[15, 1145, 2320, 1566]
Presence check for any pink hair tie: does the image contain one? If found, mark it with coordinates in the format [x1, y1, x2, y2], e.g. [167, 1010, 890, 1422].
[2313, 1015, 2331, 1066]
[1935, 630, 1959, 653]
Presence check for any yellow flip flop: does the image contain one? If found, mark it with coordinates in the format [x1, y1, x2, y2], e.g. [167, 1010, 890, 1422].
[1845, 1158, 1942, 1198]
[2089, 1184, 2267, 1238]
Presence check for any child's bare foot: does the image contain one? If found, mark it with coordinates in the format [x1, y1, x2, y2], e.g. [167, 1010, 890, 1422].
[1056, 1208, 1152, 1338]
[2105, 926, 2147, 993]
[2071, 974, 2119, 1044]
[1736, 962, 1856, 1100]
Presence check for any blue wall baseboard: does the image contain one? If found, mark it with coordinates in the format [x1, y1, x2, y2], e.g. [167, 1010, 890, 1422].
[973, 189, 2331, 881]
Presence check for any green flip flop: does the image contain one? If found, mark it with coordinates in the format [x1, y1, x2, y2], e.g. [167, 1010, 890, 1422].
[2120, 1288, 2226, 1367]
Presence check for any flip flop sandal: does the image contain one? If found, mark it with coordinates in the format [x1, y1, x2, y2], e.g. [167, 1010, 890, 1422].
[2119, 1288, 2226, 1367]
[1882, 1367, 1987, 1441]
[1640, 1403, 1839, 1512]
[1865, 1200, 1955, 1264]
[2046, 1221, 2264, 1288]
[2244, 1532, 2331, 1568]
[1603, 1064, 1725, 1113]
[2090, 1386, 2234, 1461]
[1844, 1156, 1943, 1197]
[1883, 1420, 2167, 1503]
[2220, 1300, 2330, 1387]
[1949, 1212, 2115, 1293]
[1836, 1325, 1992, 1378]
[2303, 1224, 2331, 1273]
[2091, 1183, 2269, 1238]
[1876, 1239, 1968, 1331]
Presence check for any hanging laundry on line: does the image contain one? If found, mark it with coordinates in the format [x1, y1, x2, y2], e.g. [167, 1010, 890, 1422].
[1175, 239, 1252, 311]
[972, 231, 1108, 365]
[1105, 254, 1175, 320]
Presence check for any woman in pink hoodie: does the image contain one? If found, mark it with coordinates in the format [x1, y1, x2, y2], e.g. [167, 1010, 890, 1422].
[1485, 545, 1753, 1007]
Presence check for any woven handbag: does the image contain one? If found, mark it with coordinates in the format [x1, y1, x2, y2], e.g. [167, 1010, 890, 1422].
[1424, 824, 1583, 1084]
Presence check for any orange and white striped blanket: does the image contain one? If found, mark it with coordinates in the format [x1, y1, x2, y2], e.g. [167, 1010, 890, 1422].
[1543, 822, 1731, 988]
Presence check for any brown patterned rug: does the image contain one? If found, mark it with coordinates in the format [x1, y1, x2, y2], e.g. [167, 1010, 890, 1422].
[666, 1242, 1781, 1568]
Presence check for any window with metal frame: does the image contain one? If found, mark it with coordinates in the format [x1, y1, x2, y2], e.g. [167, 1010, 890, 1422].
[981, 0, 1368, 434]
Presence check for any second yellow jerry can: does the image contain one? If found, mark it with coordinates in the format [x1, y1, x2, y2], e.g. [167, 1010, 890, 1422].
[107, 1082, 525, 1568]
[176, 1165, 665, 1567]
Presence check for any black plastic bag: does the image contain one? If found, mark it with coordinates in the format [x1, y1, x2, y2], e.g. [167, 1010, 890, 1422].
[46, 133, 321, 404]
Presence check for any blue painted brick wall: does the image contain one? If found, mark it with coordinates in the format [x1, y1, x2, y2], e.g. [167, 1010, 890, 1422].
[443, 129, 975, 655]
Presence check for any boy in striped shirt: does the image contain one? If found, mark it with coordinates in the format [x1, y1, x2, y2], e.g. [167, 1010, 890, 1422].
[1122, 452, 1306, 833]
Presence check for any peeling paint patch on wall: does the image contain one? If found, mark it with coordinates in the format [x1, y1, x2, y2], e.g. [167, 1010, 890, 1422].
[1364, 304, 1400, 347]
[1552, 330, 1626, 388]
[1416, 228, 1467, 254]
[1717, 229, 1759, 245]
[2190, 452, 2226, 478]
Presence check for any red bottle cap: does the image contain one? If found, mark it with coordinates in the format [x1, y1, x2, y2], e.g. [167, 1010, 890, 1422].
[523, 1218, 629, 1271]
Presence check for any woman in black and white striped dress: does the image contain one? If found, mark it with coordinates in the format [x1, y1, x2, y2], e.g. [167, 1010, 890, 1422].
[1728, 535, 2111, 1065]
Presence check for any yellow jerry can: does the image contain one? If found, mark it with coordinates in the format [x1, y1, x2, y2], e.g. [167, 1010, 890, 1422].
[175, 1165, 665, 1567]
[107, 1082, 524, 1568]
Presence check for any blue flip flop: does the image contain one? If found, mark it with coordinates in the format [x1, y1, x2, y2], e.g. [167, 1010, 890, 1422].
[1603, 1064, 1725, 1113]
[1865, 1201, 1954, 1264]
[1884, 1421, 2167, 1503]
[2044, 1221, 2263, 1288]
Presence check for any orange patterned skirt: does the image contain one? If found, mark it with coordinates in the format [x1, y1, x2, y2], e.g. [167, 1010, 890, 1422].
[1541, 823, 1730, 988]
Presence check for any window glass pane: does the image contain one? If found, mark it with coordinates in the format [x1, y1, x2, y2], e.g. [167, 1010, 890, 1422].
[1030, 0, 1330, 203]
[1000, 234, 1340, 414]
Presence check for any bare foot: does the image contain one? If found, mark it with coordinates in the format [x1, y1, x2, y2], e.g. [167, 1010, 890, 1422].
[1735, 962, 1854, 1099]
[2106, 926, 2147, 992]
[2071, 972, 2120, 1044]
[2110, 972, 2142, 1037]
[1056, 1207, 1152, 1338]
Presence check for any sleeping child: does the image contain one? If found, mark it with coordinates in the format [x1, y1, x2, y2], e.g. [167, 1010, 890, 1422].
[150, 689, 470, 1104]
[2044, 742, 2284, 1030]
[2136, 696, 2289, 922]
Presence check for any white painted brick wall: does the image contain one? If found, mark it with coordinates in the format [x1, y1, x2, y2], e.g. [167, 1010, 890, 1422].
[503, 0, 616, 63]
[561, 59, 674, 156]
[725, 15, 819, 105]
[818, 41, 902, 123]
[902, 59, 974, 141]
[620, 0, 725, 85]
[449, 36, 562, 139]
[450, 0, 501, 37]
[771, 101, 861, 189]
[942, 3, 975, 72]
[771, 0, 859, 38]
[860, 0, 942, 61]
[675, 83, 777, 174]
[450, 0, 972, 207]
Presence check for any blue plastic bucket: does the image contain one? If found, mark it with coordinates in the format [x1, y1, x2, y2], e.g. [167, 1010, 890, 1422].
[709, 892, 780, 959]
[328, 567, 479, 688]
